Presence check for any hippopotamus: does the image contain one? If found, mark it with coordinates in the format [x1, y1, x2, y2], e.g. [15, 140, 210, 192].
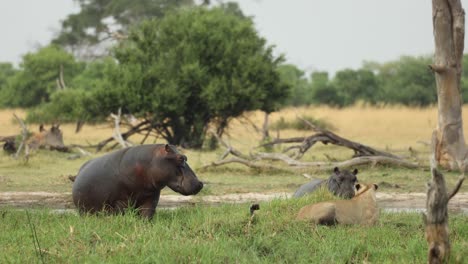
[72, 144, 203, 219]
[293, 167, 358, 199]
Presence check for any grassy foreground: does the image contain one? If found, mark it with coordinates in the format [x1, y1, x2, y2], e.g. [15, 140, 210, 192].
[1, 190, 467, 264]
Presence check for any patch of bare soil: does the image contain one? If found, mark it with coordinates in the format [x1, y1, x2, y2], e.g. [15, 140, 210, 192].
[1, 192, 467, 213]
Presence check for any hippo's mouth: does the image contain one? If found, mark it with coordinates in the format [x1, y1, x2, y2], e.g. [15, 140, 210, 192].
[169, 180, 204, 196]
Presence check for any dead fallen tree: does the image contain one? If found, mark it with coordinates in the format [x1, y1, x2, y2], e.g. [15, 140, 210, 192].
[259, 117, 401, 160]
[200, 129, 422, 172]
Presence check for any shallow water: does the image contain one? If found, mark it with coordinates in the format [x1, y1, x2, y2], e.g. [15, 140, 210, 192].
[1, 191, 468, 215]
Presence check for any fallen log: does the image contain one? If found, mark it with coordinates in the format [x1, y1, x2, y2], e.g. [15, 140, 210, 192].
[259, 116, 400, 160]
[255, 152, 421, 169]
[201, 131, 422, 172]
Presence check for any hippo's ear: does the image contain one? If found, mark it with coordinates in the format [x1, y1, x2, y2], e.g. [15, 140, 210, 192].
[165, 144, 175, 154]
[355, 183, 361, 191]
[352, 168, 358, 175]
[373, 184, 379, 190]
[333, 167, 340, 174]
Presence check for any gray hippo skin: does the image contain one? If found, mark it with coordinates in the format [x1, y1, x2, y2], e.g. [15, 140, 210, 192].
[293, 167, 358, 199]
[72, 144, 203, 219]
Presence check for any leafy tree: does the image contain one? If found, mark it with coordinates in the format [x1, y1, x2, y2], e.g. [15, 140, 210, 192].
[376, 56, 436, 106]
[309, 71, 343, 106]
[0, 45, 82, 108]
[70, 57, 118, 91]
[331, 69, 379, 106]
[0, 63, 17, 107]
[460, 54, 468, 103]
[38, 7, 288, 148]
[53, 0, 195, 57]
[277, 64, 310, 106]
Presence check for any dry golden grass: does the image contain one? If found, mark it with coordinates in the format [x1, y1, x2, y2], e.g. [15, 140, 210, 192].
[229, 104, 468, 150]
[3, 105, 467, 150]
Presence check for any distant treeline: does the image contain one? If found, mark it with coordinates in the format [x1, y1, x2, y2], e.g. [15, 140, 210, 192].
[1, 52, 465, 110]
[279, 55, 468, 107]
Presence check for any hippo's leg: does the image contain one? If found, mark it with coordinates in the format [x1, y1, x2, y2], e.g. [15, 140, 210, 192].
[137, 190, 160, 219]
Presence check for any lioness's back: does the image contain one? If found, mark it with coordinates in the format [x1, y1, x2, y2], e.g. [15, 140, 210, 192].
[296, 183, 379, 225]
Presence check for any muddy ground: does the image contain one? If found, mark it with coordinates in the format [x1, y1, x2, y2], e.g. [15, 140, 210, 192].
[1, 192, 468, 214]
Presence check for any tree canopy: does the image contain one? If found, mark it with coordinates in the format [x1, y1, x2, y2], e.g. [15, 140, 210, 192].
[0, 45, 82, 108]
[31, 6, 288, 148]
[52, 0, 195, 57]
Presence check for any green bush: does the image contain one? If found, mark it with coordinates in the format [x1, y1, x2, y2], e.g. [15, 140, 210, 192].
[0, 45, 83, 108]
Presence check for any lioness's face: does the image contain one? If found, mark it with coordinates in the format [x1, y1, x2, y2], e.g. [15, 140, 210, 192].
[355, 183, 379, 195]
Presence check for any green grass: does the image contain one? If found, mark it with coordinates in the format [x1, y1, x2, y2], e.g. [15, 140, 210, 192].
[1, 148, 467, 195]
[1, 191, 467, 263]
[1, 147, 467, 194]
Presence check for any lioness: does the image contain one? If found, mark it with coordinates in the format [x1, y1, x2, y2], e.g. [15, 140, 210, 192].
[296, 183, 379, 225]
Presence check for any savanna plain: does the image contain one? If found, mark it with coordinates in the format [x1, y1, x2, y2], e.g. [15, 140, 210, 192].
[1, 105, 467, 263]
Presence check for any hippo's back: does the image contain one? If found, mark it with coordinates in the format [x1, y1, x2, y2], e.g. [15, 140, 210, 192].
[71, 145, 166, 213]
[72, 148, 130, 212]
[293, 179, 325, 198]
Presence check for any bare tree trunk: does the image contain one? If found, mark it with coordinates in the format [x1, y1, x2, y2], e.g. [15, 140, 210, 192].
[431, 0, 467, 170]
[424, 132, 465, 264]
[261, 112, 270, 141]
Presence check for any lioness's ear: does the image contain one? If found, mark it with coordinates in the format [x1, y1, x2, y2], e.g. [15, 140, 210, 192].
[373, 184, 379, 190]
[352, 168, 358, 175]
[333, 167, 340, 174]
[39, 124, 45, 132]
[355, 183, 361, 191]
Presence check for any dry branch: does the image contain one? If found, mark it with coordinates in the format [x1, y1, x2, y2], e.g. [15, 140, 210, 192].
[256, 152, 420, 170]
[208, 130, 251, 160]
[199, 156, 287, 171]
[259, 117, 401, 160]
[96, 120, 150, 152]
[110, 108, 132, 149]
[202, 132, 421, 172]
[424, 131, 465, 263]
[12, 114, 29, 161]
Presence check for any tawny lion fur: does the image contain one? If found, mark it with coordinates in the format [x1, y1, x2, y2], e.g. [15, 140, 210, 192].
[296, 183, 379, 225]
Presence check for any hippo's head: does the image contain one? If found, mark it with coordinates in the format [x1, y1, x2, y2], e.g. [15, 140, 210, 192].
[160, 144, 203, 196]
[327, 167, 358, 199]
